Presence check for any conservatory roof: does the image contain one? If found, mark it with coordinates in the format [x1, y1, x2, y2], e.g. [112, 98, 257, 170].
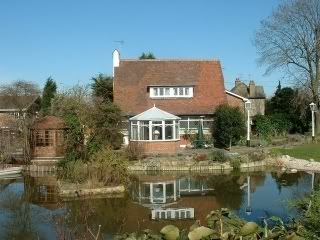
[130, 106, 180, 121]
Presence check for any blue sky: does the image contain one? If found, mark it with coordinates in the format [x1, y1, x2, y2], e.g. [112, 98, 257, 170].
[0, 0, 284, 96]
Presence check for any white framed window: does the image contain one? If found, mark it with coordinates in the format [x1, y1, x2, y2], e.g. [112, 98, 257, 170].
[150, 86, 193, 98]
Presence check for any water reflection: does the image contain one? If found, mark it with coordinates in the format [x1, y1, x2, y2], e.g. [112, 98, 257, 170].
[0, 170, 318, 238]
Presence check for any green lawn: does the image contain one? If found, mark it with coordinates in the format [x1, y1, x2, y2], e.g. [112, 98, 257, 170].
[272, 143, 320, 161]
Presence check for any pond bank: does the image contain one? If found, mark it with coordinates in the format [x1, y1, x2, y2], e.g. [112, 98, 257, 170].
[58, 183, 125, 199]
[269, 155, 320, 173]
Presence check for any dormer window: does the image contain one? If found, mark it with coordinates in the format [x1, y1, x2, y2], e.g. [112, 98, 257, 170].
[150, 86, 193, 98]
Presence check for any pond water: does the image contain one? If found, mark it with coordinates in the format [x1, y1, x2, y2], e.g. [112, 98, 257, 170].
[0, 170, 318, 240]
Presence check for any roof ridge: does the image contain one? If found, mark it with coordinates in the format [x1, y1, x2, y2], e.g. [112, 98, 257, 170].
[121, 59, 220, 62]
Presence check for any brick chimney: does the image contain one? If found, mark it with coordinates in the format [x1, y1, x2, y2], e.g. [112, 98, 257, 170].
[235, 78, 241, 87]
[249, 80, 255, 98]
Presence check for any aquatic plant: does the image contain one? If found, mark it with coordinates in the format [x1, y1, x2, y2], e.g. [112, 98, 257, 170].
[114, 208, 307, 240]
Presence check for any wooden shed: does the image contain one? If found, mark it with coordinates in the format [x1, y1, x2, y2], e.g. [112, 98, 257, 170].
[31, 116, 66, 158]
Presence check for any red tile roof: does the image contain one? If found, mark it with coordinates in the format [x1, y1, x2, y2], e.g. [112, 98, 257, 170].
[114, 59, 227, 116]
[31, 116, 66, 130]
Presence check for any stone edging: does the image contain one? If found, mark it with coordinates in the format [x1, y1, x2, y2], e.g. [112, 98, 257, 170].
[128, 160, 267, 172]
[273, 155, 320, 172]
[59, 185, 125, 198]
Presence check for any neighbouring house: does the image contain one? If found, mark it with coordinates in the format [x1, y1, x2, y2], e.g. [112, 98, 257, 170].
[0, 95, 40, 118]
[0, 113, 22, 155]
[113, 50, 227, 152]
[30, 116, 66, 160]
[226, 78, 266, 116]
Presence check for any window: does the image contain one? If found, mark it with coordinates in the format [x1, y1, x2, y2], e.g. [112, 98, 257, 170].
[153, 88, 158, 96]
[150, 87, 193, 98]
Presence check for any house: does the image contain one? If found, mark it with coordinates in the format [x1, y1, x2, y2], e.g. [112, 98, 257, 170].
[113, 50, 227, 152]
[226, 78, 266, 116]
[30, 116, 66, 160]
[0, 113, 21, 154]
[0, 95, 40, 118]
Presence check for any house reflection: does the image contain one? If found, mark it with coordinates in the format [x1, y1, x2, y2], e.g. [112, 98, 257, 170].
[131, 175, 216, 221]
[24, 174, 59, 209]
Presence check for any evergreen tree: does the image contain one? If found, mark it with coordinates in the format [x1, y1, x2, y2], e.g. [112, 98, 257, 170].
[213, 105, 245, 149]
[41, 77, 57, 115]
[91, 73, 113, 102]
[139, 52, 156, 59]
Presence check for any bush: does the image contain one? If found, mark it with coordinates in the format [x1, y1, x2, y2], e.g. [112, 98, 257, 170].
[89, 147, 129, 185]
[230, 159, 241, 170]
[58, 160, 88, 184]
[210, 150, 230, 163]
[125, 143, 143, 161]
[212, 105, 245, 148]
[58, 147, 129, 186]
[193, 154, 208, 162]
[247, 151, 267, 162]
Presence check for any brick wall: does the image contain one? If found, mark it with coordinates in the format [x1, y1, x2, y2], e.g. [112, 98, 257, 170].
[226, 94, 245, 112]
[130, 140, 180, 154]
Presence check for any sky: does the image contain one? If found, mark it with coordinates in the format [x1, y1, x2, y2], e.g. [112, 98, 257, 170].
[0, 0, 285, 96]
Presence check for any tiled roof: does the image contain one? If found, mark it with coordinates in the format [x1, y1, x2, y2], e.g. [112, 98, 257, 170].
[0, 95, 39, 111]
[31, 116, 66, 130]
[230, 81, 265, 99]
[114, 59, 227, 116]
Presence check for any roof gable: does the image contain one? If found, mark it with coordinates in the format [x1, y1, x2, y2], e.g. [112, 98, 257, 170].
[130, 106, 180, 121]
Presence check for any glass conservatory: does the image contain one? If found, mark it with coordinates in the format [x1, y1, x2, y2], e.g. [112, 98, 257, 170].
[129, 106, 180, 153]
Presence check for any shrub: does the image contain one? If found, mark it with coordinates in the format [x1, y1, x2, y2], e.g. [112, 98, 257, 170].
[210, 150, 230, 163]
[58, 160, 88, 184]
[230, 159, 241, 170]
[247, 151, 267, 162]
[212, 105, 245, 148]
[254, 114, 274, 142]
[90, 147, 129, 185]
[58, 147, 129, 186]
[125, 143, 143, 161]
[193, 154, 208, 162]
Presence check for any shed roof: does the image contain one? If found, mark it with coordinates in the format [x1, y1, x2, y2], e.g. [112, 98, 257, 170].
[130, 106, 180, 121]
[31, 116, 66, 130]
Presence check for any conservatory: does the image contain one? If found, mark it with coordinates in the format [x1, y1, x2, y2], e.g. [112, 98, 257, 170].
[129, 106, 180, 153]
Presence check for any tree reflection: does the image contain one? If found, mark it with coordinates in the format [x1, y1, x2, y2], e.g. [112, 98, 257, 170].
[0, 189, 45, 239]
[271, 172, 305, 193]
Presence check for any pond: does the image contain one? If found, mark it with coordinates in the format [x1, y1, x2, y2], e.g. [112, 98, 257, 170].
[0, 170, 318, 239]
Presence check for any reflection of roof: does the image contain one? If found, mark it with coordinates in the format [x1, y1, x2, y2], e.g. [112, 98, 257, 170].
[0, 95, 39, 111]
[31, 116, 66, 129]
[130, 106, 180, 121]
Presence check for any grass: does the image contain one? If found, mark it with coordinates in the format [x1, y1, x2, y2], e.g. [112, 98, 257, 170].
[272, 143, 320, 161]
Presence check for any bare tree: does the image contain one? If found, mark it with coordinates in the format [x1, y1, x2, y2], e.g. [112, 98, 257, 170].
[255, 0, 320, 131]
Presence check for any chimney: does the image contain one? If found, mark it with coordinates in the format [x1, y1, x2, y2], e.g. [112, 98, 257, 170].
[235, 78, 241, 87]
[249, 80, 255, 98]
[112, 49, 120, 77]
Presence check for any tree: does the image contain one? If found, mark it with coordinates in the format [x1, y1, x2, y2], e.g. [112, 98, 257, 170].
[91, 73, 113, 102]
[51, 85, 124, 161]
[212, 105, 245, 149]
[266, 85, 310, 133]
[255, 0, 320, 131]
[41, 77, 57, 116]
[139, 52, 156, 59]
